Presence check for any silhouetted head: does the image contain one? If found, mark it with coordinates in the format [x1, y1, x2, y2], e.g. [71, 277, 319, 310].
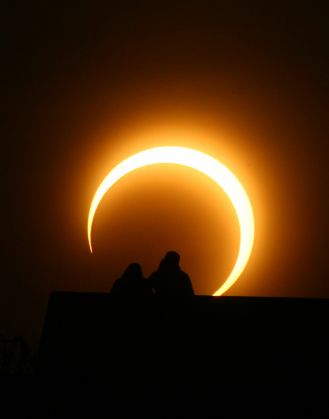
[159, 251, 180, 272]
[122, 263, 143, 280]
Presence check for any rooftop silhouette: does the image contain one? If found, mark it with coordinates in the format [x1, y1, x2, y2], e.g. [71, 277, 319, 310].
[37, 291, 329, 416]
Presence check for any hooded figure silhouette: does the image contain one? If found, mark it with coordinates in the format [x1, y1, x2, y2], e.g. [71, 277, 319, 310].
[149, 251, 194, 297]
[110, 263, 151, 297]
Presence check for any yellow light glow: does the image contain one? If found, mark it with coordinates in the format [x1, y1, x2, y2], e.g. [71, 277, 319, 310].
[87, 146, 254, 296]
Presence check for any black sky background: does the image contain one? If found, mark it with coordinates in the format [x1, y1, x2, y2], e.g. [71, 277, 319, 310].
[2, 1, 328, 350]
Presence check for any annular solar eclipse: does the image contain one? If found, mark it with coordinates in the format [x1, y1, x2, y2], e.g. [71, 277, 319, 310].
[88, 146, 254, 295]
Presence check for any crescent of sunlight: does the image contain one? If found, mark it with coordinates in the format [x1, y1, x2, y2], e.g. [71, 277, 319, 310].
[87, 146, 254, 296]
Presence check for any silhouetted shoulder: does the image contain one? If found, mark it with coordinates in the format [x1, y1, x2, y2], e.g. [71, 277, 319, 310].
[180, 271, 195, 296]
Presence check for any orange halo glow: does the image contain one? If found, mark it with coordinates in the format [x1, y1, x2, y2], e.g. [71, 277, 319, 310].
[87, 146, 254, 296]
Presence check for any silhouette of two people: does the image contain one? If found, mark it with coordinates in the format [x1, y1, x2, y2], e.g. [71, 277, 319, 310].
[110, 251, 194, 297]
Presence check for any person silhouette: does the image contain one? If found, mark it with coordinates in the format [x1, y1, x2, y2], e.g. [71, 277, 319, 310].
[110, 263, 151, 297]
[149, 251, 195, 297]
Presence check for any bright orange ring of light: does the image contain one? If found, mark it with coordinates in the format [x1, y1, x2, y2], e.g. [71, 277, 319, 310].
[87, 146, 254, 295]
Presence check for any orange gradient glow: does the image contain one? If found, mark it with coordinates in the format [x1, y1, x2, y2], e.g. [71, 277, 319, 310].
[87, 146, 254, 296]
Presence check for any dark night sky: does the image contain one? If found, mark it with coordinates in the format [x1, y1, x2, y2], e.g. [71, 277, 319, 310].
[2, 1, 328, 349]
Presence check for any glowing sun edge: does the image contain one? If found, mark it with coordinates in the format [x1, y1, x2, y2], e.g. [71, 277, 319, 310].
[87, 146, 254, 296]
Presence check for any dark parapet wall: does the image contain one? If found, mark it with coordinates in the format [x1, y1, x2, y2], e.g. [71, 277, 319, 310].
[36, 293, 329, 416]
